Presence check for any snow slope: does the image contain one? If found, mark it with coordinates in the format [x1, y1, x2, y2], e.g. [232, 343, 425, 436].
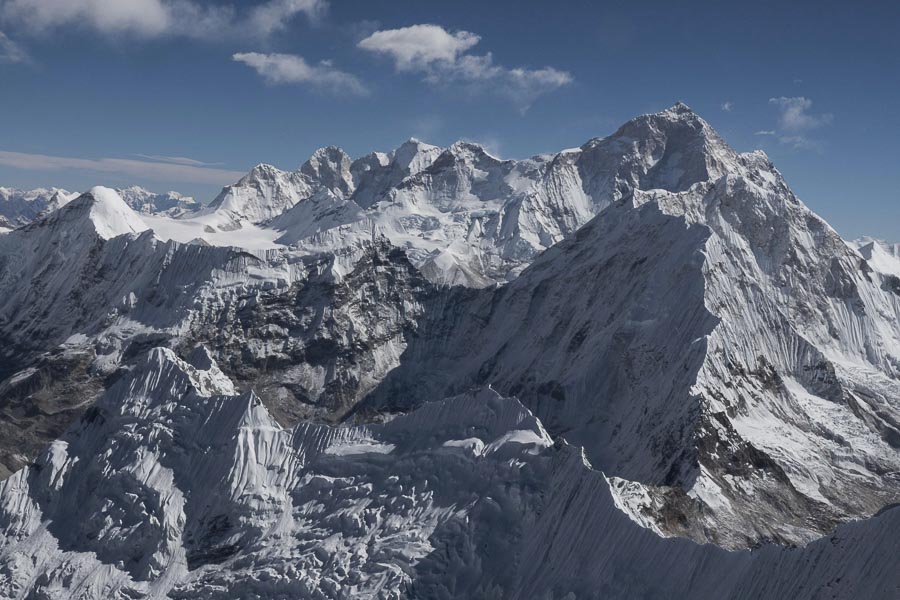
[1, 347, 898, 599]
[851, 236, 900, 279]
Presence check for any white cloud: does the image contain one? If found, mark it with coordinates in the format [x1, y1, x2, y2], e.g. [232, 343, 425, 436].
[358, 24, 573, 111]
[754, 130, 776, 136]
[0, 30, 27, 63]
[233, 52, 367, 95]
[0, 150, 246, 185]
[358, 24, 480, 70]
[721, 101, 734, 112]
[0, 0, 324, 40]
[769, 96, 832, 132]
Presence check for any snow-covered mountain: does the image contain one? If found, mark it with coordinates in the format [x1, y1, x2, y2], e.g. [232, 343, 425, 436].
[1, 347, 898, 599]
[850, 236, 900, 279]
[1, 104, 899, 595]
[355, 147, 900, 547]
[0, 187, 77, 229]
[146, 105, 744, 287]
[0, 185, 200, 231]
[0, 185, 432, 476]
[116, 185, 201, 216]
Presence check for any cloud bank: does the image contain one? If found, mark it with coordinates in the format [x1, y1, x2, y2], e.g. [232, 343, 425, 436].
[0, 0, 326, 40]
[0, 150, 246, 185]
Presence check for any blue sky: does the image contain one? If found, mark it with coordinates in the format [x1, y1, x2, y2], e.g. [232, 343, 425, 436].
[0, 0, 897, 240]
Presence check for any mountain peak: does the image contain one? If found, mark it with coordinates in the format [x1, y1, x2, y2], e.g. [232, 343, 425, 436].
[390, 138, 441, 173]
[59, 186, 150, 240]
[243, 163, 284, 183]
[443, 140, 504, 164]
[667, 101, 695, 115]
[300, 145, 353, 196]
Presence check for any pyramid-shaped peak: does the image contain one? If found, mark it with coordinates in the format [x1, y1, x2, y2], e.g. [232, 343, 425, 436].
[395, 137, 439, 151]
[446, 140, 504, 163]
[236, 163, 287, 187]
[667, 101, 695, 115]
[247, 163, 283, 177]
[391, 138, 442, 173]
[58, 186, 149, 240]
[601, 102, 726, 150]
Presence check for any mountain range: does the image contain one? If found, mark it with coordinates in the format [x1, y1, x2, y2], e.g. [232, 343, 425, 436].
[0, 104, 898, 598]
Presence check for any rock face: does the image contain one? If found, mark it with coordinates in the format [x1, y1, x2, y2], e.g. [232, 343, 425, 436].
[0, 188, 432, 476]
[0, 104, 899, 594]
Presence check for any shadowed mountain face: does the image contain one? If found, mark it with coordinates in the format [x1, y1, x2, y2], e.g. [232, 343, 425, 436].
[0, 104, 898, 583]
[358, 200, 716, 486]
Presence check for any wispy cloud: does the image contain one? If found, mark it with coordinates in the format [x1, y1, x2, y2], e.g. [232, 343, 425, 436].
[769, 96, 832, 132]
[0, 31, 28, 63]
[0, 150, 246, 185]
[246, 0, 327, 37]
[721, 101, 734, 112]
[407, 114, 444, 141]
[765, 96, 833, 151]
[233, 52, 367, 95]
[0, 0, 326, 40]
[134, 154, 225, 167]
[754, 130, 776, 136]
[777, 135, 823, 151]
[358, 24, 573, 112]
[463, 136, 503, 158]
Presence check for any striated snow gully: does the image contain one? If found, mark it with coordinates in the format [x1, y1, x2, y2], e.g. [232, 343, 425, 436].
[0, 104, 899, 595]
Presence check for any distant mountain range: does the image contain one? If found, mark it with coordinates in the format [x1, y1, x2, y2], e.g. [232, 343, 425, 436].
[0, 185, 199, 231]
